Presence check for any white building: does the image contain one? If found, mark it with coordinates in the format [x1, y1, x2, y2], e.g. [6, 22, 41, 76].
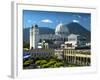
[65, 34, 87, 49]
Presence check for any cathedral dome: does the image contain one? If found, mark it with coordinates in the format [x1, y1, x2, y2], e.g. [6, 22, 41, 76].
[55, 23, 69, 35]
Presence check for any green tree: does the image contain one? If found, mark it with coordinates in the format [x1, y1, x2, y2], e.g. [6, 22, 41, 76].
[42, 64, 49, 68]
[47, 61, 56, 65]
[23, 60, 31, 67]
[40, 60, 47, 65]
[35, 60, 47, 65]
[23, 41, 29, 49]
[54, 62, 64, 67]
[35, 60, 42, 65]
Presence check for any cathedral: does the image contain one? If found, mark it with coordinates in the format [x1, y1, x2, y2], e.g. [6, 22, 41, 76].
[30, 23, 69, 49]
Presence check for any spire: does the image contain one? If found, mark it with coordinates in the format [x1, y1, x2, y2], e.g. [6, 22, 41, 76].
[31, 24, 38, 29]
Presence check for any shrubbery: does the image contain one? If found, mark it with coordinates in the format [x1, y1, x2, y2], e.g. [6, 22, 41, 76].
[54, 62, 64, 67]
[23, 57, 66, 69]
[23, 60, 31, 67]
[35, 60, 47, 68]
[42, 64, 50, 68]
[40, 60, 47, 65]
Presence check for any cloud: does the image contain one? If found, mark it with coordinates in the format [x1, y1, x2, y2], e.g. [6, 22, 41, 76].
[73, 19, 79, 23]
[77, 15, 82, 19]
[73, 15, 82, 20]
[27, 20, 31, 23]
[41, 19, 53, 23]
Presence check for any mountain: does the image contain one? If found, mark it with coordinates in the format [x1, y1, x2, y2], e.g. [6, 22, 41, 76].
[64, 22, 90, 42]
[39, 27, 55, 34]
[23, 27, 55, 43]
[23, 28, 30, 43]
[23, 22, 90, 43]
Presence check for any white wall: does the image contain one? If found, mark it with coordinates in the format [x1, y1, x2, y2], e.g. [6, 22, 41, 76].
[0, 0, 100, 80]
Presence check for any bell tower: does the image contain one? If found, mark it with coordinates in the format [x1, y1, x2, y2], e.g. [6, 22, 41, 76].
[30, 24, 39, 49]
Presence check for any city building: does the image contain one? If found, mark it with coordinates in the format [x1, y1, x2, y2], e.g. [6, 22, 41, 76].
[55, 49, 91, 66]
[65, 34, 87, 49]
[29, 49, 55, 59]
[63, 49, 90, 66]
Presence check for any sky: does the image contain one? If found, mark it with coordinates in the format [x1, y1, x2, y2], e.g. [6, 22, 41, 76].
[23, 10, 91, 31]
